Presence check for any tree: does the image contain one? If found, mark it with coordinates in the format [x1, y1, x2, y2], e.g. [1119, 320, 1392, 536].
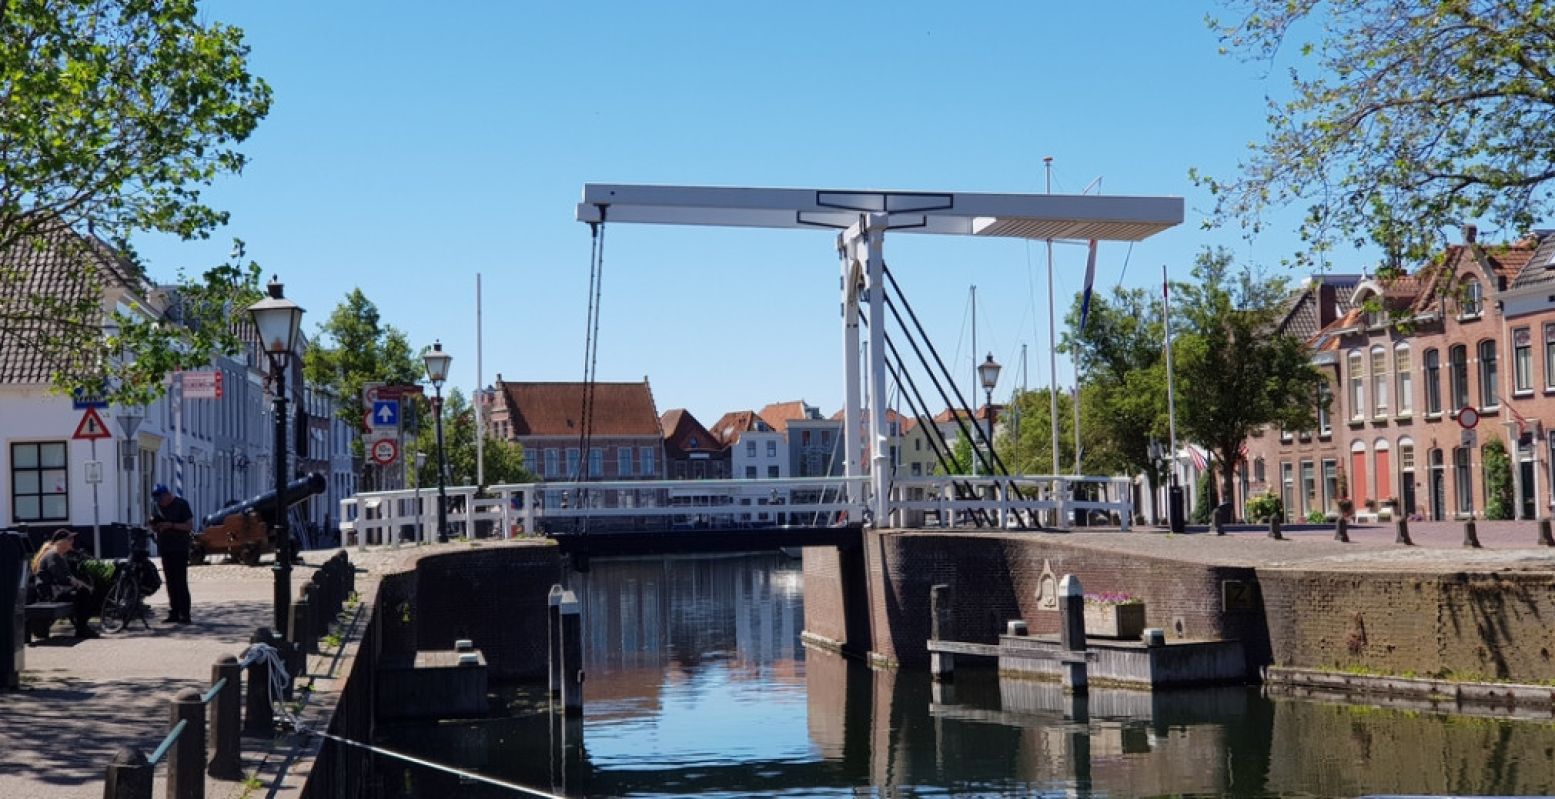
[1482, 436, 1514, 520]
[302, 289, 423, 452]
[1199, 1, 1555, 268]
[1173, 248, 1327, 517]
[410, 388, 533, 488]
[1, 1, 271, 400]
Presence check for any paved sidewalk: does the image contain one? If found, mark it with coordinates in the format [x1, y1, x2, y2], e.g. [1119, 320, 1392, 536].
[0, 544, 427, 799]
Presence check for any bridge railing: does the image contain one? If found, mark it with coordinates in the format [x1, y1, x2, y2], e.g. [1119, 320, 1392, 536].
[336, 473, 1132, 543]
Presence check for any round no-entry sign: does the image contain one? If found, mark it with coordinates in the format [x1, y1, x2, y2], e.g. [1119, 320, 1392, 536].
[1457, 406, 1480, 429]
[370, 438, 399, 465]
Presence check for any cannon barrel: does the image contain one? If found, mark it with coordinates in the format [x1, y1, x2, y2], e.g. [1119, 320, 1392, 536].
[203, 472, 327, 528]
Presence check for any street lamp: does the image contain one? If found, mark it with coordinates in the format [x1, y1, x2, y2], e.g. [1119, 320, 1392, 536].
[246, 276, 304, 641]
[978, 353, 1001, 473]
[423, 340, 452, 543]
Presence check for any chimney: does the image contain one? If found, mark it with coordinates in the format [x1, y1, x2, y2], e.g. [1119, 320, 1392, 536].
[1463, 224, 1478, 244]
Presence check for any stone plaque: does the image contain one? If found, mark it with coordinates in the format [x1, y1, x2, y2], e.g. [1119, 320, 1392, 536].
[1035, 559, 1059, 611]
[1222, 579, 1260, 612]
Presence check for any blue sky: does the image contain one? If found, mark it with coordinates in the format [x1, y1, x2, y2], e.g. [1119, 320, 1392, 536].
[135, 1, 1332, 425]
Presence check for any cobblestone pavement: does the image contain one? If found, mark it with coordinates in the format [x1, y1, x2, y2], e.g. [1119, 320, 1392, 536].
[0, 542, 471, 799]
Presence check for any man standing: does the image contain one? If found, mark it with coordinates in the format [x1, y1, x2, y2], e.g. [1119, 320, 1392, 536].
[150, 484, 194, 624]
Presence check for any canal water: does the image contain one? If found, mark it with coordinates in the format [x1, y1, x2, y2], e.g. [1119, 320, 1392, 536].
[377, 552, 1555, 798]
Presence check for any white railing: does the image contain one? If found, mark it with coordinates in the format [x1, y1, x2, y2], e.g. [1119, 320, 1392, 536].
[336, 473, 1133, 545]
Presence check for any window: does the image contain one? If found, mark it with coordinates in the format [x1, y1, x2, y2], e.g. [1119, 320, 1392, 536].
[1424, 348, 1442, 415]
[1454, 447, 1473, 514]
[11, 442, 68, 521]
[1514, 328, 1533, 392]
[1546, 324, 1555, 390]
[618, 447, 632, 476]
[1371, 346, 1388, 416]
[911, 463, 922, 476]
[640, 447, 656, 476]
[1322, 459, 1338, 515]
[1317, 382, 1333, 435]
[1253, 457, 1265, 483]
[768, 465, 779, 479]
[589, 448, 603, 477]
[1461, 278, 1483, 317]
[1348, 351, 1365, 420]
[746, 466, 757, 479]
[565, 448, 580, 478]
[1280, 461, 1295, 521]
[1394, 345, 1412, 414]
[1450, 345, 1469, 410]
[801, 430, 812, 446]
[1280, 425, 1293, 443]
[1300, 460, 1316, 517]
[746, 441, 756, 457]
[1478, 339, 1499, 408]
[821, 431, 832, 448]
[544, 449, 558, 478]
[767, 441, 777, 458]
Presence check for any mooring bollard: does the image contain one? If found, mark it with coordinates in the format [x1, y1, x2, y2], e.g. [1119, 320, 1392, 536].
[1057, 575, 1088, 694]
[1539, 518, 1554, 547]
[103, 746, 152, 799]
[560, 590, 584, 717]
[547, 584, 564, 697]
[169, 687, 205, 799]
[208, 654, 242, 780]
[1334, 515, 1350, 543]
[1395, 517, 1413, 545]
[1267, 516, 1283, 541]
[244, 628, 276, 736]
[930, 584, 954, 682]
[291, 593, 314, 659]
[1463, 518, 1481, 549]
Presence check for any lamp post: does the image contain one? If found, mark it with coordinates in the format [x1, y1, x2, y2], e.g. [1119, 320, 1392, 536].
[246, 276, 304, 641]
[978, 353, 1002, 473]
[423, 340, 452, 543]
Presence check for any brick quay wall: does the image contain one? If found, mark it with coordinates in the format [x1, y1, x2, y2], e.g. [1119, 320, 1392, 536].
[806, 530, 1555, 683]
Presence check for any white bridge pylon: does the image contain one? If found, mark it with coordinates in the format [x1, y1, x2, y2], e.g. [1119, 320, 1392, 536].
[576, 184, 1183, 527]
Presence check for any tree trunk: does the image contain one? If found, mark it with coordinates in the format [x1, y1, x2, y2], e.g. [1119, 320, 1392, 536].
[1219, 447, 1239, 524]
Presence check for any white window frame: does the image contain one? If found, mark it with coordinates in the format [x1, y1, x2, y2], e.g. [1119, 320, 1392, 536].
[1394, 344, 1412, 415]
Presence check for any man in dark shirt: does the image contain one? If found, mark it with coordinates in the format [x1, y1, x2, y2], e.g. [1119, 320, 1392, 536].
[150, 484, 194, 624]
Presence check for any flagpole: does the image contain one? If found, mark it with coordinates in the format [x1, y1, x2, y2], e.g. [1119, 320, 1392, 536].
[475, 272, 485, 488]
[970, 284, 978, 477]
[1163, 264, 1181, 513]
[1045, 158, 1060, 480]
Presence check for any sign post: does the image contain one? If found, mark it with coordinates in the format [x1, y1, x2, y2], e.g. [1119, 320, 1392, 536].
[73, 408, 112, 556]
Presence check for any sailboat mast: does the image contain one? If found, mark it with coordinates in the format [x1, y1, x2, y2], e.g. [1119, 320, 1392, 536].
[1045, 157, 1060, 477]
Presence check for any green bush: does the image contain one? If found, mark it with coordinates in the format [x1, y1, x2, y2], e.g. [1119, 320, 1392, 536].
[1306, 509, 1326, 523]
[1483, 437, 1514, 520]
[1191, 468, 1220, 524]
[1246, 492, 1283, 523]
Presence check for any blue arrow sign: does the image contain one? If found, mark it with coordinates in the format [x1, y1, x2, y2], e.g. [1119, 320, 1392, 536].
[371, 399, 400, 428]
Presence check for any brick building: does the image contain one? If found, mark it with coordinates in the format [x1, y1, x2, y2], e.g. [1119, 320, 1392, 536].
[483, 378, 664, 482]
[660, 408, 728, 480]
[1241, 227, 1555, 522]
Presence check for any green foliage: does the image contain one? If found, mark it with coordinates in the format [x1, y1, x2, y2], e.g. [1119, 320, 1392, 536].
[410, 387, 534, 488]
[1192, 467, 1220, 524]
[1482, 437, 1514, 520]
[303, 288, 422, 447]
[1306, 509, 1327, 523]
[1062, 285, 1168, 489]
[1246, 492, 1283, 523]
[1174, 248, 1326, 512]
[1, 1, 270, 401]
[1199, 2, 1555, 268]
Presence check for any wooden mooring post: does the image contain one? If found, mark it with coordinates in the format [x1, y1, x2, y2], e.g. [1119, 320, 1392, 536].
[1057, 575, 1088, 694]
[547, 584, 564, 698]
[559, 590, 584, 717]
[930, 584, 954, 682]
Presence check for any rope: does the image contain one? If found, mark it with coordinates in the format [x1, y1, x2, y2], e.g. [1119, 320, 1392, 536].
[306, 729, 565, 798]
[575, 207, 608, 531]
[238, 642, 305, 732]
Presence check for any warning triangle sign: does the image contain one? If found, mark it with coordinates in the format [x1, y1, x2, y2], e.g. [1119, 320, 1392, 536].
[73, 407, 112, 440]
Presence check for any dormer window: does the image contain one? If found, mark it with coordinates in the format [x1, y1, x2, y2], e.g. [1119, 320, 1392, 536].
[1460, 278, 1483, 318]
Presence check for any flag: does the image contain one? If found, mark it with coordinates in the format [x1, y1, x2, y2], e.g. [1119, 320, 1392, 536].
[1188, 445, 1207, 472]
[1508, 403, 1530, 437]
[1079, 240, 1099, 330]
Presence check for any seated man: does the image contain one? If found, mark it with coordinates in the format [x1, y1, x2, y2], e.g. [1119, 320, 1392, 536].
[32, 529, 100, 639]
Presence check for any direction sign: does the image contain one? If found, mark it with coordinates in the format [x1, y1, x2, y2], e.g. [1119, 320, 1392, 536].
[371, 400, 400, 428]
[369, 437, 400, 466]
[181, 371, 224, 399]
[1457, 406, 1480, 429]
[72, 407, 112, 440]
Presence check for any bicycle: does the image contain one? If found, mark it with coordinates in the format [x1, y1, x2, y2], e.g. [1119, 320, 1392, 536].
[100, 528, 161, 634]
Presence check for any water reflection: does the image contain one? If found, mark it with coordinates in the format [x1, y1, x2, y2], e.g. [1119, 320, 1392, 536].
[375, 552, 1555, 798]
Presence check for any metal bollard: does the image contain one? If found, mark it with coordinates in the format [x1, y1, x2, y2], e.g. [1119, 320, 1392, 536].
[1334, 516, 1350, 543]
[1463, 518, 1482, 549]
[169, 687, 205, 799]
[1540, 518, 1554, 547]
[208, 655, 242, 780]
[560, 590, 584, 717]
[103, 746, 152, 799]
[244, 628, 275, 736]
[930, 584, 954, 682]
[1395, 517, 1413, 545]
[291, 594, 314, 658]
[1267, 516, 1283, 541]
[547, 585, 564, 697]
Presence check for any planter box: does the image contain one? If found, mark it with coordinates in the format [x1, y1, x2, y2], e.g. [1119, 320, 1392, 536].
[1083, 603, 1146, 639]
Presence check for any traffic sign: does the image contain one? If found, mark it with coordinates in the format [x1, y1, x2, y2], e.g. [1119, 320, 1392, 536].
[371, 400, 400, 428]
[181, 370, 223, 399]
[1457, 406, 1480, 429]
[71, 388, 108, 409]
[85, 461, 103, 484]
[72, 407, 113, 440]
[1462, 428, 1478, 448]
[369, 437, 400, 466]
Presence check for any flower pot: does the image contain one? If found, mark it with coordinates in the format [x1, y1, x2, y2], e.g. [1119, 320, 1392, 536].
[1083, 603, 1146, 639]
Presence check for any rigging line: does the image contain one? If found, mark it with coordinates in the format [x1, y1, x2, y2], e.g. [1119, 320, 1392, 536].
[575, 220, 600, 481]
[306, 728, 565, 799]
[1115, 241, 1135, 290]
[584, 208, 608, 462]
[883, 337, 995, 528]
[951, 284, 972, 385]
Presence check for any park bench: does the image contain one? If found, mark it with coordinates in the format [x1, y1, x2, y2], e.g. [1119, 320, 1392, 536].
[24, 601, 74, 643]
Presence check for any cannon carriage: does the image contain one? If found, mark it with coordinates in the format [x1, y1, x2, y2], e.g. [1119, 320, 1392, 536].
[191, 472, 326, 565]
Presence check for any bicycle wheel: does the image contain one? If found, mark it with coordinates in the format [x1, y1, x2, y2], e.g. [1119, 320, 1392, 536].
[100, 576, 137, 633]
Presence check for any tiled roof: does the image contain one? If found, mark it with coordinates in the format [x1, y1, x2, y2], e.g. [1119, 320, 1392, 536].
[499, 380, 661, 437]
[1406, 239, 1539, 315]
[1511, 234, 1555, 291]
[758, 400, 817, 434]
[661, 408, 722, 455]
[0, 223, 144, 384]
[708, 410, 770, 443]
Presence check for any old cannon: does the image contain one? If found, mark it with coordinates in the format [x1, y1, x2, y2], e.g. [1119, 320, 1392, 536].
[192, 472, 327, 566]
